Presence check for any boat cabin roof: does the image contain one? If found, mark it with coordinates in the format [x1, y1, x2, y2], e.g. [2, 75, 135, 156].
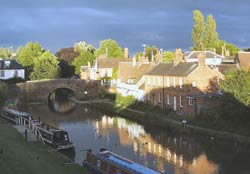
[97, 150, 161, 174]
[4, 109, 32, 118]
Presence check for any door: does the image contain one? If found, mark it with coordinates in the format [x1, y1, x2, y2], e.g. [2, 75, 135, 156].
[173, 96, 176, 111]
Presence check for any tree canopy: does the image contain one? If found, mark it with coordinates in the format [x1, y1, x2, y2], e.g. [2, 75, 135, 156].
[30, 51, 60, 80]
[145, 46, 158, 62]
[220, 70, 250, 107]
[17, 42, 44, 67]
[74, 41, 95, 54]
[0, 47, 13, 59]
[95, 39, 124, 58]
[204, 15, 219, 48]
[192, 10, 205, 50]
[72, 51, 95, 75]
[162, 51, 174, 63]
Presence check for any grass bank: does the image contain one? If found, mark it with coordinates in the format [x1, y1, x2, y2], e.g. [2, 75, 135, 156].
[0, 118, 89, 174]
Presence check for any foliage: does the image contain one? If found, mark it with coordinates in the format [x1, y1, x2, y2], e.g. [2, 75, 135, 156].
[145, 46, 158, 62]
[204, 15, 219, 48]
[72, 50, 95, 75]
[17, 42, 44, 67]
[0, 81, 7, 102]
[74, 41, 95, 54]
[220, 69, 250, 107]
[58, 59, 75, 78]
[192, 10, 205, 50]
[115, 94, 136, 108]
[162, 51, 174, 63]
[30, 51, 60, 80]
[55, 47, 79, 64]
[112, 67, 118, 79]
[135, 52, 144, 61]
[2, 77, 25, 84]
[0, 47, 13, 59]
[213, 40, 239, 56]
[95, 39, 124, 58]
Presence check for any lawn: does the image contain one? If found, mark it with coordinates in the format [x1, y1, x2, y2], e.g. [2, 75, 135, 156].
[0, 118, 89, 174]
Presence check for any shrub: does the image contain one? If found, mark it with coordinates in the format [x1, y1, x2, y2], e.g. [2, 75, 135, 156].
[115, 94, 136, 108]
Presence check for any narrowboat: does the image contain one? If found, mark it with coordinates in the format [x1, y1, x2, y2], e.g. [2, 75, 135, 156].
[83, 148, 165, 174]
[1, 108, 33, 124]
[34, 122, 74, 150]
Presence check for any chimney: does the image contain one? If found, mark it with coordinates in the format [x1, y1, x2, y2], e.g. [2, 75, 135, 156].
[87, 61, 91, 68]
[132, 56, 136, 66]
[221, 44, 225, 57]
[198, 51, 206, 67]
[174, 48, 183, 66]
[124, 48, 129, 59]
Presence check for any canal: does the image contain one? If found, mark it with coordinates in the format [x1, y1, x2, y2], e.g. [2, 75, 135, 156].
[26, 103, 250, 174]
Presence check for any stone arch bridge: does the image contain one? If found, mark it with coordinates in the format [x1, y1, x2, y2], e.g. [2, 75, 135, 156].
[7, 79, 100, 104]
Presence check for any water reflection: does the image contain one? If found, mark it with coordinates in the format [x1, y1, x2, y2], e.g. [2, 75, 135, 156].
[27, 104, 250, 174]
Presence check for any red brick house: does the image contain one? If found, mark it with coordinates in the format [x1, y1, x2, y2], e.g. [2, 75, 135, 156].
[144, 51, 224, 116]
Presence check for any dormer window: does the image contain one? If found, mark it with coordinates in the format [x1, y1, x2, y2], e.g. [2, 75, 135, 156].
[192, 81, 196, 88]
[4, 61, 10, 68]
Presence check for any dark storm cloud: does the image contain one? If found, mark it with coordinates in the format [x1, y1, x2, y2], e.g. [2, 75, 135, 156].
[1, 0, 250, 54]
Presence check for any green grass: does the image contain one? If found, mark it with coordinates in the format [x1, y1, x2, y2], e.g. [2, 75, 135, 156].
[0, 118, 89, 174]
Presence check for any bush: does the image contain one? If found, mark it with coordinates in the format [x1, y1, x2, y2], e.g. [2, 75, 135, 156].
[1, 77, 25, 84]
[115, 94, 136, 108]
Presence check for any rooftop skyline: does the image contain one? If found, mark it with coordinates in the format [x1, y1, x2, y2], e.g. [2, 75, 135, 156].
[1, 0, 250, 55]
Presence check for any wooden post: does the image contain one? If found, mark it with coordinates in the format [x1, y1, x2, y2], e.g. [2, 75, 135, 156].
[25, 129, 28, 144]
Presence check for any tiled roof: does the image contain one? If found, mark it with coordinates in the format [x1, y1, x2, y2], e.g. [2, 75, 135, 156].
[237, 52, 250, 69]
[216, 64, 239, 74]
[97, 58, 132, 69]
[118, 62, 154, 84]
[146, 62, 198, 76]
[184, 51, 224, 59]
[0, 59, 24, 70]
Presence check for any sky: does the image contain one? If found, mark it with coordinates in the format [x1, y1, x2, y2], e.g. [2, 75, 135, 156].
[1, 0, 250, 55]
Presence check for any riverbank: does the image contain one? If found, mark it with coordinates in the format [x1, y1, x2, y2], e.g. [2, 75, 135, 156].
[89, 100, 250, 145]
[0, 118, 89, 174]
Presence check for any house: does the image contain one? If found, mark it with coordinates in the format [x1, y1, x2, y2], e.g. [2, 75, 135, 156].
[0, 59, 25, 80]
[184, 51, 225, 66]
[144, 51, 224, 116]
[117, 60, 154, 101]
[80, 58, 132, 85]
[236, 51, 250, 70]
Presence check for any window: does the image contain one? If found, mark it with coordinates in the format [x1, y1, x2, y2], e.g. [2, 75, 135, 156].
[0, 71, 4, 77]
[167, 77, 170, 87]
[97, 160, 101, 168]
[147, 93, 150, 101]
[173, 77, 176, 88]
[158, 93, 162, 103]
[180, 96, 184, 107]
[147, 77, 151, 86]
[192, 81, 196, 87]
[188, 97, 193, 105]
[167, 94, 170, 105]
[153, 76, 156, 86]
[180, 78, 183, 89]
[158, 77, 161, 86]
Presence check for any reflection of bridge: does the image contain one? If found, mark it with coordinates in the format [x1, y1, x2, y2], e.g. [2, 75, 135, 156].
[7, 79, 100, 103]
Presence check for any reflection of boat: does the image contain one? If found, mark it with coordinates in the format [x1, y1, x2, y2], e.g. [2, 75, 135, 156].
[34, 122, 74, 150]
[83, 148, 165, 174]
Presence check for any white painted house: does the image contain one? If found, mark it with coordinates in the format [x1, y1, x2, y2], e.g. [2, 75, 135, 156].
[117, 62, 154, 101]
[184, 51, 224, 66]
[0, 59, 25, 80]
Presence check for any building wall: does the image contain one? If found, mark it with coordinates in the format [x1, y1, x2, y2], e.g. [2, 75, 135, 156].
[0, 69, 25, 80]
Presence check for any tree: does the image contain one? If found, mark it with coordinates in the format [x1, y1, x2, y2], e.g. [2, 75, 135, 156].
[72, 51, 95, 75]
[204, 15, 219, 48]
[145, 46, 158, 62]
[0, 81, 7, 103]
[135, 52, 144, 61]
[220, 70, 250, 107]
[162, 51, 174, 63]
[17, 42, 43, 67]
[95, 39, 124, 58]
[55, 47, 79, 64]
[30, 51, 60, 80]
[74, 41, 95, 54]
[192, 10, 205, 50]
[0, 47, 13, 59]
[214, 40, 239, 56]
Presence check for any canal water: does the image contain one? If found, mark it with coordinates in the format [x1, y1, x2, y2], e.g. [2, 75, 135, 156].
[26, 103, 250, 174]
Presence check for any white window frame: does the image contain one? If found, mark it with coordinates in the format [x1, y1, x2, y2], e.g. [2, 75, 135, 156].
[180, 78, 183, 89]
[158, 93, 161, 103]
[153, 76, 156, 86]
[188, 97, 193, 106]
[158, 77, 161, 86]
[0, 71, 5, 77]
[147, 76, 151, 86]
[173, 77, 176, 88]
[180, 96, 184, 107]
[167, 94, 170, 105]
[97, 160, 101, 168]
[167, 77, 170, 87]
[192, 81, 196, 88]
